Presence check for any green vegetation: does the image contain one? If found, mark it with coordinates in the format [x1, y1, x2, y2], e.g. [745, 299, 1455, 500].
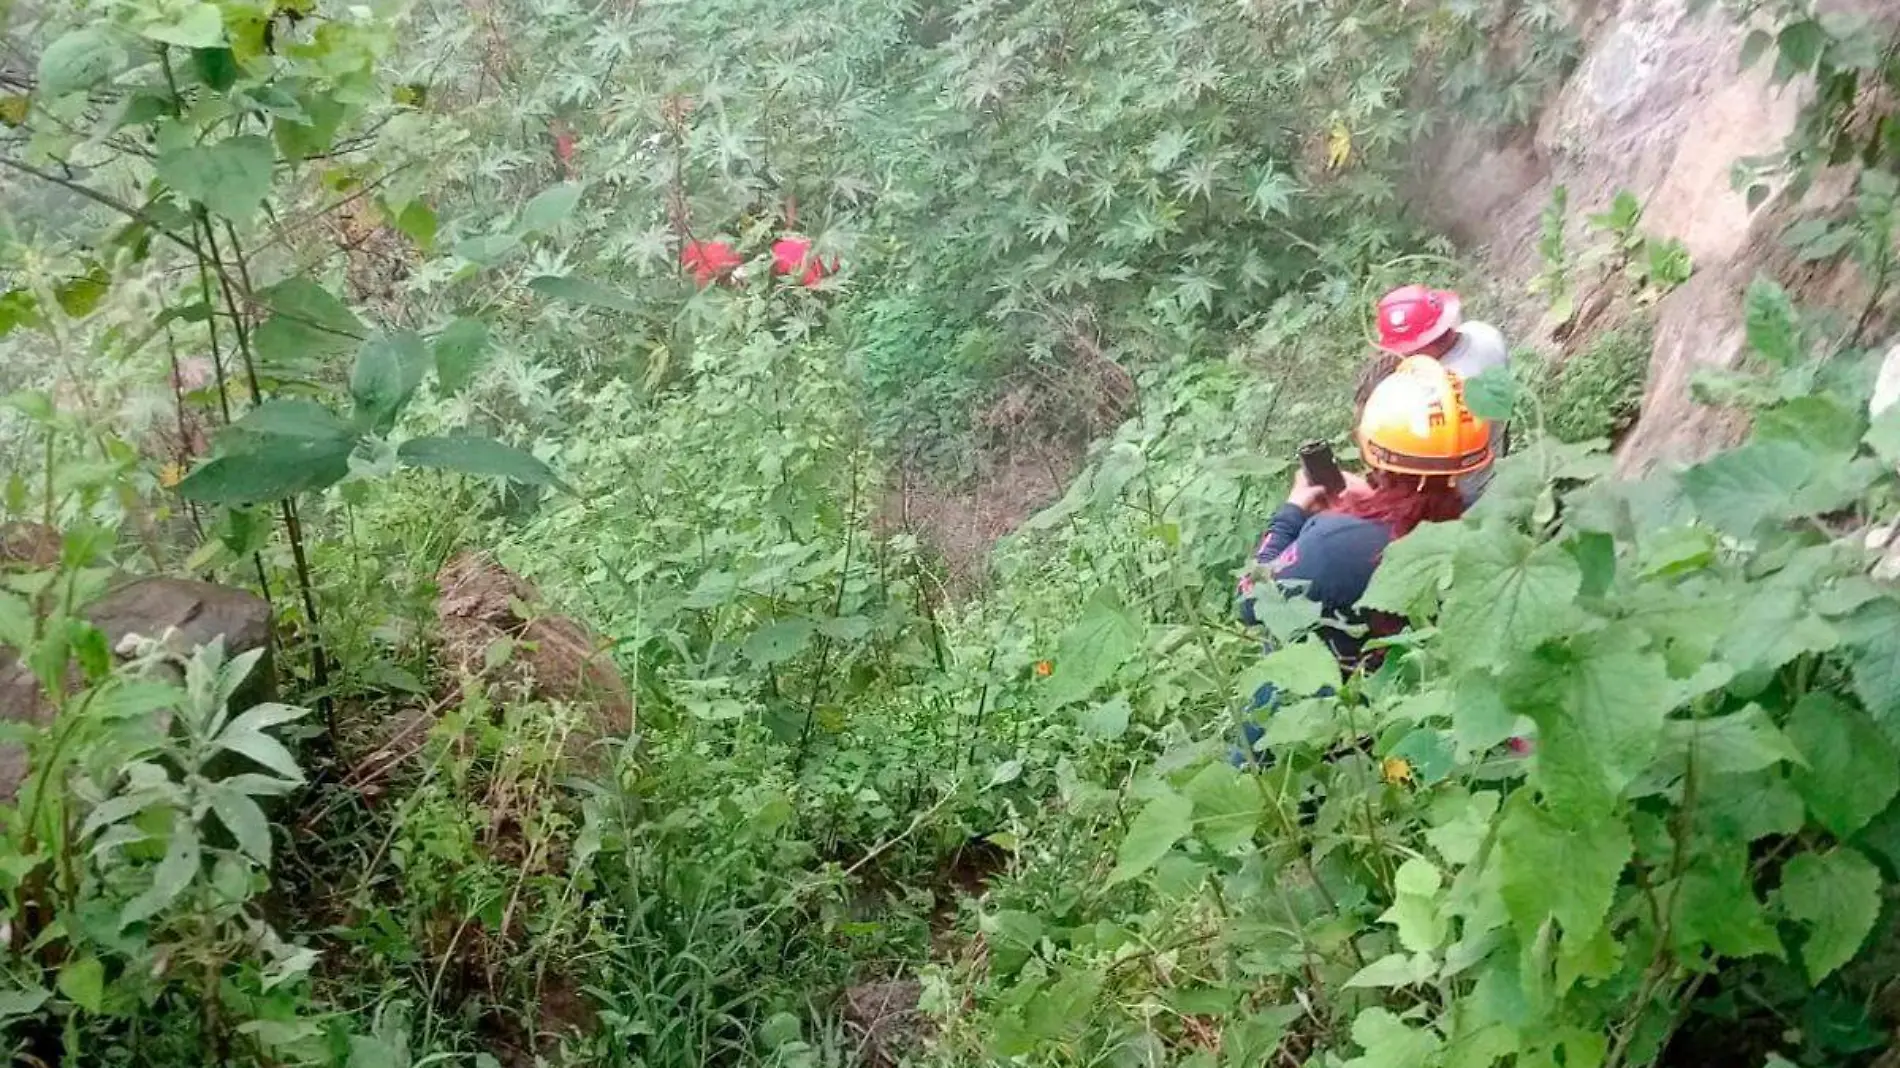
[1536, 321, 1656, 444]
[0, 0, 1898, 1066]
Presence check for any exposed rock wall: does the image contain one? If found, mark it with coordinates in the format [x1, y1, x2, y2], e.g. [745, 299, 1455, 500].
[1410, 0, 1890, 472]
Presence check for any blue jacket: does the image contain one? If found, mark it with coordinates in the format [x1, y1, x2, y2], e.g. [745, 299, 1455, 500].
[1239, 503, 1402, 666]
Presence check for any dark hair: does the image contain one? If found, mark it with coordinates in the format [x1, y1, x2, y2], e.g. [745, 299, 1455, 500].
[1336, 473, 1465, 538]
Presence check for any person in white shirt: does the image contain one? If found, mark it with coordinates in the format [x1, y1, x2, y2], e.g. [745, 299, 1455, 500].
[1360, 285, 1510, 506]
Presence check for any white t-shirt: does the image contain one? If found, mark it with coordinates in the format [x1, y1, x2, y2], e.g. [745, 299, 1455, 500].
[1439, 321, 1509, 505]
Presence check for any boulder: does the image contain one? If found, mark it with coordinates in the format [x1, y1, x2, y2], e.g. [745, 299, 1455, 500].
[434, 551, 633, 752]
[0, 523, 59, 569]
[0, 576, 274, 800]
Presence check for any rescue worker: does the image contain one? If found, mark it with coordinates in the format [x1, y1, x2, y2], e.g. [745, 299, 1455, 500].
[1358, 285, 1509, 505]
[1234, 357, 1491, 762]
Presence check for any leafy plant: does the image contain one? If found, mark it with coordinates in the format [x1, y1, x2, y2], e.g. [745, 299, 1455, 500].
[1530, 185, 1575, 322]
[1588, 190, 1696, 303]
[1539, 320, 1656, 443]
[0, 595, 324, 1061]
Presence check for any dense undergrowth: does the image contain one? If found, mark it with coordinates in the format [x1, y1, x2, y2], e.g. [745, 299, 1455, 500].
[3, 0, 1900, 1065]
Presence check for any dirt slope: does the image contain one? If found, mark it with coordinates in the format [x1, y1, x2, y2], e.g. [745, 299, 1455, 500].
[1411, 0, 1886, 472]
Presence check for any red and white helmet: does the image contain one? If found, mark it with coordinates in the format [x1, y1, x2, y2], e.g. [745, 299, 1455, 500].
[1375, 285, 1462, 355]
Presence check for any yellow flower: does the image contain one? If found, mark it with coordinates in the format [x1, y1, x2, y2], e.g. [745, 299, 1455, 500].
[1381, 756, 1414, 785]
[1326, 117, 1353, 170]
[159, 462, 185, 489]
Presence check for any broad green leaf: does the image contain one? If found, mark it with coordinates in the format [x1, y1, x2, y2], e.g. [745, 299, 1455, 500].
[350, 332, 428, 434]
[1506, 629, 1675, 811]
[1424, 788, 1499, 867]
[1086, 443, 1146, 507]
[221, 702, 307, 737]
[273, 92, 346, 162]
[1388, 728, 1457, 785]
[1344, 1007, 1440, 1068]
[397, 435, 561, 487]
[395, 201, 437, 250]
[1717, 587, 1837, 674]
[221, 773, 300, 798]
[53, 266, 109, 318]
[1838, 597, 1900, 738]
[1449, 671, 1515, 754]
[348, 1033, 408, 1068]
[156, 135, 274, 220]
[984, 760, 1023, 789]
[0, 289, 41, 337]
[1107, 789, 1192, 885]
[190, 46, 238, 91]
[1463, 366, 1516, 422]
[38, 27, 126, 97]
[0, 987, 49, 1022]
[250, 279, 365, 376]
[1041, 591, 1140, 709]
[1225, 1006, 1304, 1066]
[1867, 403, 1900, 466]
[1773, 20, 1827, 81]
[1361, 520, 1463, 618]
[1637, 527, 1717, 579]
[138, 2, 224, 47]
[1345, 952, 1435, 989]
[1182, 762, 1260, 852]
[1241, 637, 1341, 697]
[176, 433, 353, 504]
[1755, 394, 1866, 458]
[1670, 841, 1781, 960]
[1078, 695, 1131, 740]
[217, 727, 303, 781]
[1777, 847, 1880, 982]
[1380, 857, 1447, 952]
[1743, 277, 1800, 363]
[1260, 697, 1341, 748]
[526, 274, 640, 312]
[518, 183, 583, 233]
[741, 619, 815, 667]
[122, 819, 201, 925]
[1440, 528, 1582, 670]
[229, 399, 355, 442]
[815, 616, 871, 642]
[1680, 440, 1824, 537]
[1656, 706, 1802, 777]
[0, 588, 34, 649]
[209, 785, 272, 864]
[1787, 693, 1899, 837]
[56, 957, 104, 1013]
[453, 232, 520, 265]
[1698, 770, 1805, 844]
[1498, 791, 1630, 944]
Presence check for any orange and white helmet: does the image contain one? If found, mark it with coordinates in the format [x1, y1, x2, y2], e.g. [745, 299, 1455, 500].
[1356, 357, 1492, 478]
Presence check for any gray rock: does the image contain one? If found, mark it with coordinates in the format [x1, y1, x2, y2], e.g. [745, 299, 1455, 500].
[0, 576, 273, 801]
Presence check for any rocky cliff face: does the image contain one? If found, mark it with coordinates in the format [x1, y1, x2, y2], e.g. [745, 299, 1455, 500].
[1411, 0, 1890, 471]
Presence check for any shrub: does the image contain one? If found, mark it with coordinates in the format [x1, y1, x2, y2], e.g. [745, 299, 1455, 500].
[1541, 320, 1654, 443]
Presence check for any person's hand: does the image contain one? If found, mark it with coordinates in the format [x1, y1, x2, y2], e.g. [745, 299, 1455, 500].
[1337, 471, 1373, 508]
[1289, 469, 1372, 514]
[1287, 468, 1329, 514]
